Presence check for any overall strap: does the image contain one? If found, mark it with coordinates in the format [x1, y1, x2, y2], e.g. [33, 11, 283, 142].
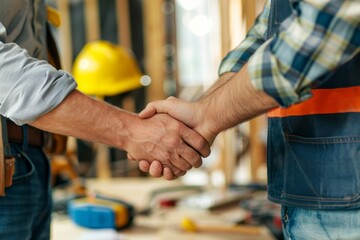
[266, 0, 293, 39]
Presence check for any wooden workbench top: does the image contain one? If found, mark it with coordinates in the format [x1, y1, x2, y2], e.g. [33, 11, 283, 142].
[51, 178, 275, 240]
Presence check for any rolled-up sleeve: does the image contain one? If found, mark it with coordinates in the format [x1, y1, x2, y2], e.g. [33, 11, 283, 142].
[0, 24, 77, 125]
[247, 0, 360, 107]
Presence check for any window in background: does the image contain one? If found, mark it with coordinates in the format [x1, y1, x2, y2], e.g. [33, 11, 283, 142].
[175, 0, 221, 95]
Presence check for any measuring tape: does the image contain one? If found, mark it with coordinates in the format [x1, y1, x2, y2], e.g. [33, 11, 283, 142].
[68, 195, 135, 230]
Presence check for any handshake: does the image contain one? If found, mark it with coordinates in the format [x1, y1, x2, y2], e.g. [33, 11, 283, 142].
[125, 69, 278, 180]
[126, 96, 218, 181]
[31, 69, 276, 181]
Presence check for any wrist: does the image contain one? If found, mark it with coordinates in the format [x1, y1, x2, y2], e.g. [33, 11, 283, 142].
[196, 100, 222, 143]
[112, 109, 138, 150]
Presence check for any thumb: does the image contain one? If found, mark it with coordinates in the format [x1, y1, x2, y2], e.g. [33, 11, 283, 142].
[139, 98, 176, 119]
[139, 103, 158, 118]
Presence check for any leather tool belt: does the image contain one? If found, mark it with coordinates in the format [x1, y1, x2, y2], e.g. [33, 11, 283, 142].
[0, 119, 45, 196]
[7, 120, 45, 148]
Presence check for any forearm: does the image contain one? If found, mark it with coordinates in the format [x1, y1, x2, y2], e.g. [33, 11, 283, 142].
[200, 72, 235, 100]
[200, 64, 278, 135]
[30, 90, 129, 149]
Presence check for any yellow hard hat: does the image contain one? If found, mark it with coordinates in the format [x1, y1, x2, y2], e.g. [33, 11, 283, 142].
[72, 41, 143, 96]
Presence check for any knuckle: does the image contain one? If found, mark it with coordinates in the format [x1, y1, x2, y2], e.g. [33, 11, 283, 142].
[170, 120, 181, 131]
[176, 121, 184, 132]
[167, 96, 176, 100]
[167, 137, 181, 148]
[144, 142, 156, 154]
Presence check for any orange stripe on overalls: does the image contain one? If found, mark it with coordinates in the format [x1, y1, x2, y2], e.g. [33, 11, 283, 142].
[268, 86, 360, 117]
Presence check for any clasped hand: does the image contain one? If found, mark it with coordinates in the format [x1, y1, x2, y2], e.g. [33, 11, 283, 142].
[128, 97, 217, 180]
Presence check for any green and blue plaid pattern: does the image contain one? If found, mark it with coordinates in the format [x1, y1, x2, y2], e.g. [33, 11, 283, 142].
[219, 0, 360, 107]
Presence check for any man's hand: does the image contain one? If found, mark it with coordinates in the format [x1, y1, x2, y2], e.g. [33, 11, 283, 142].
[134, 97, 218, 179]
[124, 113, 211, 178]
[140, 97, 216, 144]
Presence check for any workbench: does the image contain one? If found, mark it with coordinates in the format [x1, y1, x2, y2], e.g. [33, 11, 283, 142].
[51, 178, 275, 240]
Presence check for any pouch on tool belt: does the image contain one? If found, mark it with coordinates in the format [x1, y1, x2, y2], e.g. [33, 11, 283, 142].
[4, 157, 15, 188]
[0, 117, 15, 197]
[0, 157, 15, 197]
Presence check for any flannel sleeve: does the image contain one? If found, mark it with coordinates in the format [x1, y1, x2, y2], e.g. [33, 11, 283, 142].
[247, 0, 360, 107]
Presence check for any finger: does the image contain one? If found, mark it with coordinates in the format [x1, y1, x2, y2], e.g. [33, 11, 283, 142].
[139, 99, 176, 119]
[139, 103, 158, 118]
[175, 142, 204, 168]
[164, 163, 186, 177]
[180, 125, 211, 158]
[163, 167, 176, 180]
[149, 161, 163, 178]
[139, 160, 150, 172]
[169, 152, 192, 171]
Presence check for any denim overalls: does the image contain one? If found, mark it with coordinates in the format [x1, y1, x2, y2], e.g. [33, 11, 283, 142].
[266, 0, 360, 210]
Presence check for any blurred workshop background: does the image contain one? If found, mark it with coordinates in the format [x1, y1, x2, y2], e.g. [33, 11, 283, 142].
[47, 0, 281, 239]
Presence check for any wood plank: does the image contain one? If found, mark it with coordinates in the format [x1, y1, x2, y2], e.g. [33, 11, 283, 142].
[244, 0, 267, 182]
[219, 0, 237, 186]
[84, 0, 100, 42]
[56, 0, 73, 72]
[143, 0, 166, 102]
[116, 0, 132, 48]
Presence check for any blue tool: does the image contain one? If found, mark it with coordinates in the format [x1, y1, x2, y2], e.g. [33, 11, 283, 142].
[68, 195, 135, 230]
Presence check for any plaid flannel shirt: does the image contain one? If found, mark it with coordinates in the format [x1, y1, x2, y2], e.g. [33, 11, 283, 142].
[219, 0, 360, 107]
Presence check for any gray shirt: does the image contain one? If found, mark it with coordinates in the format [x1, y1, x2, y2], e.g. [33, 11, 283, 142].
[0, 0, 77, 125]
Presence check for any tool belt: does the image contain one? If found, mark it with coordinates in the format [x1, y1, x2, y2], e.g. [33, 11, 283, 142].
[0, 118, 45, 196]
[7, 120, 45, 148]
